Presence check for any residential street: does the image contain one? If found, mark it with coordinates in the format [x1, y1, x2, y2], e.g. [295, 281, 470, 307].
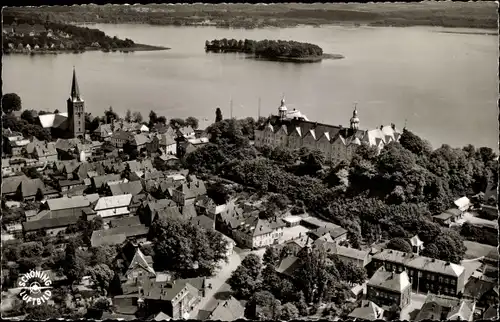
[189, 248, 242, 319]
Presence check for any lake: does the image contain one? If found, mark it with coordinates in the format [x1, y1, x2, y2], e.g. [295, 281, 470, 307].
[3, 24, 498, 150]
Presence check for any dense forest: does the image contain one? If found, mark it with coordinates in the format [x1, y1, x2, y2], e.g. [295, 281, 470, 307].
[205, 39, 323, 59]
[184, 116, 498, 264]
[2, 3, 497, 29]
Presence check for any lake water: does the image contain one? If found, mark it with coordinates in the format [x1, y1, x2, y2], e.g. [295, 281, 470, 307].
[3, 24, 498, 150]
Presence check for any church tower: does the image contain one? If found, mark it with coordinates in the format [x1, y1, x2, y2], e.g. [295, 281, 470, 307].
[67, 67, 85, 138]
[350, 103, 360, 130]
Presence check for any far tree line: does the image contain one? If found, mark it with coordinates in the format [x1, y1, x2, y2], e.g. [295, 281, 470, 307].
[205, 38, 324, 58]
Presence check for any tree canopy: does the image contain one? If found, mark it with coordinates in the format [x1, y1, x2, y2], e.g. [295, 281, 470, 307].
[2, 93, 22, 114]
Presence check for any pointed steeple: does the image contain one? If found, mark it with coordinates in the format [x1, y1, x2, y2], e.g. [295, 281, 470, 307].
[70, 66, 81, 101]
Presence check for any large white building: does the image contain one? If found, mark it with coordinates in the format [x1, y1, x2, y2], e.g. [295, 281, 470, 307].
[254, 98, 402, 164]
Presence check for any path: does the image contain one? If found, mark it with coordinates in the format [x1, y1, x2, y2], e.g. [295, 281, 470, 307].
[189, 249, 242, 319]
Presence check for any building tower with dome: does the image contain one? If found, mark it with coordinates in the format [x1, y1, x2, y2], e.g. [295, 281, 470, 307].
[278, 96, 287, 120]
[350, 103, 360, 130]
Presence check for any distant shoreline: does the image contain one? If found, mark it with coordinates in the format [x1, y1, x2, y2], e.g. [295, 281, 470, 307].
[3, 43, 170, 55]
[249, 53, 345, 63]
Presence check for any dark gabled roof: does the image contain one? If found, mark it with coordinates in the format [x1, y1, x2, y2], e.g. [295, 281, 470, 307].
[20, 178, 45, 197]
[59, 179, 84, 187]
[92, 174, 122, 188]
[190, 215, 214, 230]
[23, 214, 80, 232]
[1, 175, 29, 195]
[155, 207, 184, 222]
[110, 216, 142, 228]
[110, 181, 144, 196]
[91, 224, 148, 247]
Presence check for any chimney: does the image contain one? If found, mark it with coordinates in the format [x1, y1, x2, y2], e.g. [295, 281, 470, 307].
[380, 125, 383, 130]
[223, 301, 228, 307]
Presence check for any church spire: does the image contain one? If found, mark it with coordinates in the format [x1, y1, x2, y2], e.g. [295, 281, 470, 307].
[70, 67, 81, 101]
[350, 102, 360, 130]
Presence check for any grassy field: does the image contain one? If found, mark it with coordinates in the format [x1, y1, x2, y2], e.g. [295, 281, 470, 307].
[4, 2, 498, 29]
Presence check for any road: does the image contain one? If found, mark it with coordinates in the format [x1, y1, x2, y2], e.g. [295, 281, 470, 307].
[400, 292, 427, 321]
[189, 248, 242, 319]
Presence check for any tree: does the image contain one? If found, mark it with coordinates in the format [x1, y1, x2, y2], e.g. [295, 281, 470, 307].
[185, 116, 199, 130]
[215, 107, 223, 122]
[170, 118, 185, 129]
[399, 128, 432, 156]
[228, 265, 260, 299]
[241, 253, 262, 279]
[87, 264, 114, 295]
[157, 116, 167, 124]
[148, 110, 158, 127]
[280, 302, 299, 320]
[21, 110, 36, 124]
[263, 247, 280, 267]
[132, 111, 143, 123]
[105, 106, 118, 124]
[422, 230, 466, 264]
[150, 218, 229, 277]
[124, 109, 132, 122]
[90, 245, 118, 267]
[206, 182, 231, 205]
[245, 290, 282, 320]
[2, 93, 22, 114]
[387, 237, 412, 253]
[35, 188, 44, 201]
[25, 304, 61, 320]
[63, 241, 85, 284]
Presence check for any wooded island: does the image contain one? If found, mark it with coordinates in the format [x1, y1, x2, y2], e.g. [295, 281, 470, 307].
[205, 38, 344, 63]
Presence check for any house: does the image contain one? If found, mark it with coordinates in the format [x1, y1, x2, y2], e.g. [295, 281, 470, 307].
[2, 175, 29, 198]
[409, 235, 424, 255]
[348, 300, 385, 321]
[125, 248, 156, 280]
[109, 181, 144, 196]
[177, 137, 209, 158]
[127, 134, 149, 153]
[172, 178, 207, 206]
[415, 293, 475, 321]
[314, 239, 372, 267]
[46, 194, 99, 218]
[23, 214, 81, 236]
[158, 133, 177, 155]
[112, 131, 133, 148]
[92, 194, 133, 222]
[232, 215, 286, 249]
[177, 126, 195, 139]
[308, 225, 348, 243]
[139, 275, 206, 320]
[454, 197, 471, 212]
[92, 173, 122, 190]
[276, 255, 301, 278]
[3, 130, 30, 156]
[482, 305, 499, 320]
[90, 224, 149, 247]
[110, 216, 142, 228]
[30, 142, 58, 163]
[93, 123, 113, 141]
[145, 135, 160, 155]
[197, 296, 245, 321]
[371, 249, 466, 296]
[137, 199, 178, 226]
[17, 178, 45, 201]
[190, 215, 215, 231]
[433, 208, 463, 227]
[463, 276, 499, 308]
[366, 266, 411, 309]
[58, 179, 84, 192]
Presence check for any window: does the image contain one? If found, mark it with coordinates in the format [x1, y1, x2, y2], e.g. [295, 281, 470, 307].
[438, 276, 443, 283]
[431, 274, 435, 281]
[444, 278, 449, 284]
[451, 279, 456, 285]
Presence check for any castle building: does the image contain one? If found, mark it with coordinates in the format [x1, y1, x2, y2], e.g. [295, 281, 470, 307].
[37, 68, 86, 139]
[254, 98, 401, 164]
